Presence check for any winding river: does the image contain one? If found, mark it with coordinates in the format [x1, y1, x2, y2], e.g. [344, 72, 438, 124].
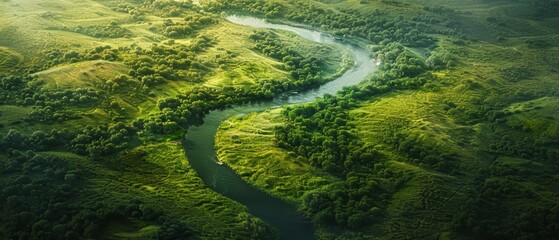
[183, 16, 377, 239]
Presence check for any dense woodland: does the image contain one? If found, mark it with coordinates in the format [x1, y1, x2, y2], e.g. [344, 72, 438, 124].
[1, 0, 559, 239]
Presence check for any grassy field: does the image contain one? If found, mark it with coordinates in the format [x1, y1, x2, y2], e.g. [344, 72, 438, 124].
[43, 141, 259, 239]
[2, 0, 559, 238]
[214, 0, 559, 239]
[0, 0, 348, 238]
[216, 108, 339, 204]
[34, 60, 130, 88]
[0, 0, 347, 135]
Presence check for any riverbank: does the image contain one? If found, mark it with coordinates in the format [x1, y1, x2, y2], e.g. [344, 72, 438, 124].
[215, 109, 339, 204]
[212, 1, 559, 239]
[184, 15, 377, 240]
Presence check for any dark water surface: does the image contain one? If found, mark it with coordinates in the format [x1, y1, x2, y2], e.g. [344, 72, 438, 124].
[184, 15, 377, 240]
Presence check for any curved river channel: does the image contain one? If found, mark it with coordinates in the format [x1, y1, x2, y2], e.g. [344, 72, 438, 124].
[183, 15, 377, 239]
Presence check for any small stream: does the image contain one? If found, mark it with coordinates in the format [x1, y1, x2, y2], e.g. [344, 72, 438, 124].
[183, 15, 377, 239]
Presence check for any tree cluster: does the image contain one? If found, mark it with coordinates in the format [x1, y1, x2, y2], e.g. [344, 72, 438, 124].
[155, 15, 217, 38]
[210, 0, 435, 47]
[275, 95, 411, 230]
[52, 23, 131, 38]
[124, 37, 214, 84]
[454, 177, 559, 240]
[0, 150, 192, 239]
[250, 31, 322, 88]
[70, 123, 132, 158]
[113, 0, 195, 18]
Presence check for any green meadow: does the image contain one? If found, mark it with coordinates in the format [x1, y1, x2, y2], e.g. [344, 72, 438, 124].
[2, 0, 559, 239]
[215, 0, 559, 239]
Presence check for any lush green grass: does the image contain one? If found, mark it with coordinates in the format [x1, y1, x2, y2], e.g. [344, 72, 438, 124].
[2, 0, 559, 238]
[0, 0, 348, 238]
[44, 141, 264, 239]
[216, 108, 339, 204]
[213, 0, 559, 239]
[0, 46, 23, 70]
[0, 0, 347, 136]
[34, 60, 130, 89]
[504, 96, 559, 140]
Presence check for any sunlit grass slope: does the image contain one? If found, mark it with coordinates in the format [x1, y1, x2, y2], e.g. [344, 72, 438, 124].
[216, 109, 338, 204]
[0, 0, 346, 135]
[0, 0, 348, 238]
[44, 142, 259, 239]
[214, 0, 559, 239]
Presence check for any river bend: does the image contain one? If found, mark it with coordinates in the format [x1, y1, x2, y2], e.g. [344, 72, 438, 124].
[183, 15, 377, 240]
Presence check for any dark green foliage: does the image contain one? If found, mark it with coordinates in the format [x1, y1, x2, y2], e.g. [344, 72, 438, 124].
[372, 42, 429, 81]
[1, 123, 132, 159]
[210, 0, 435, 47]
[133, 31, 329, 138]
[123, 37, 215, 84]
[390, 132, 458, 171]
[43, 46, 119, 68]
[51, 24, 131, 38]
[156, 15, 217, 38]
[275, 95, 410, 230]
[499, 66, 534, 82]
[0, 151, 192, 239]
[70, 123, 132, 158]
[112, 0, 195, 18]
[534, 0, 559, 20]
[206, 0, 284, 18]
[250, 31, 322, 87]
[275, 95, 358, 175]
[454, 177, 559, 240]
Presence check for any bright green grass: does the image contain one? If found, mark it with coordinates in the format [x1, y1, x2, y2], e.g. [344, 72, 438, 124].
[213, 1, 559, 238]
[97, 218, 159, 240]
[0, 0, 349, 142]
[0, 46, 23, 70]
[34, 60, 130, 89]
[216, 108, 339, 203]
[198, 21, 348, 88]
[504, 96, 559, 140]
[45, 142, 262, 239]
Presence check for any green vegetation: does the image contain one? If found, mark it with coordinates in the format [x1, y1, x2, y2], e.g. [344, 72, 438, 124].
[0, 0, 346, 238]
[2, 0, 559, 239]
[216, 109, 338, 204]
[0, 141, 274, 239]
[0, 47, 23, 70]
[214, 0, 559, 239]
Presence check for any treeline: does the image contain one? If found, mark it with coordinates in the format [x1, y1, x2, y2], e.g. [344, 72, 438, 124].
[0, 150, 192, 240]
[2, 122, 133, 158]
[2, 23, 330, 151]
[123, 36, 215, 84]
[0, 72, 102, 125]
[275, 95, 411, 230]
[250, 31, 322, 88]
[205, 0, 284, 18]
[275, 95, 358, 175]
[113, 0, 196, 19]
[135, 77, 300, 137]
[43, 45, 120, 67]
[50, 23, 131, 38]
[133, 31, 330, 138]
[153, 15, 217, 38]
[209, 0, 437, 47]
[389, 131, 459, 172]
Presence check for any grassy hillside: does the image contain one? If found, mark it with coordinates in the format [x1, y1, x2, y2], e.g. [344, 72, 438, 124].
[2, 0, 558, 239]
[0, 0, 347, 238]
[215, 0, 559, 239]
